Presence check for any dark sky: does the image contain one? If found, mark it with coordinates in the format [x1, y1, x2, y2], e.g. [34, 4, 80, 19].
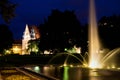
[0, 0, 120, 40]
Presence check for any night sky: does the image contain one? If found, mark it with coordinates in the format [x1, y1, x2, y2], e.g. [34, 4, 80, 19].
[0, 0, 120, 40]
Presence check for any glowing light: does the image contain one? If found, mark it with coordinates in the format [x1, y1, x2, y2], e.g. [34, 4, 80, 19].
[70, 65, 73, 67]
[12, 46, 21, 54]
[83, 63, 88, 67]
[111, 65, 115, 69]
[89, 61, 100, 69]
[34, 66, 40, 71]
[34, 66, 40, 73]
[44, 50, 50, 54]
[63, 63, 67, 67]
[64, 46, 81, 53]
[4, 49, 11, 54]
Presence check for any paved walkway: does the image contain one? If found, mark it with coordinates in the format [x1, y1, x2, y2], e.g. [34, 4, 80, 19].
[0, 67, 47, 80]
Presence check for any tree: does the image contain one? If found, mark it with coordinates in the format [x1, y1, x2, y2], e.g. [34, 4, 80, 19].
[0, 0, 16, 23]
[0, 24, 13, 54]
[98, 15, 120, 49]
[27, 39, 40, 54]
[38, 9, 82, 52]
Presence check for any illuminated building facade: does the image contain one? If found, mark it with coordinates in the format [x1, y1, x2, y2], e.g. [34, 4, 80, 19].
[4, 24, 40, 55]
[12, 42, 22, 55]
[22, 24, 40, 55]
[5, 40, 22, 55]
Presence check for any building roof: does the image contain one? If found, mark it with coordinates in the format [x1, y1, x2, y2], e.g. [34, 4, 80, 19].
[26, 24, 40, 39]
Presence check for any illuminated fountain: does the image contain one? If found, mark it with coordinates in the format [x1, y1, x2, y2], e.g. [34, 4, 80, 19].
[24, 0, 120, 79]
[88, 0, 120, 69]
[88, 0, 101, 68]
[45, 0, 120, 69]
[48, 52, 84, 66]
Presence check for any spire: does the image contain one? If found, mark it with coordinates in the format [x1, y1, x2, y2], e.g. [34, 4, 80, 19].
[22, 24, 31, 55]
[23, 24, 31, 39]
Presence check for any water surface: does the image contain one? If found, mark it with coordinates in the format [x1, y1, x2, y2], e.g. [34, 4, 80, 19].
[25, 65, 120, 80]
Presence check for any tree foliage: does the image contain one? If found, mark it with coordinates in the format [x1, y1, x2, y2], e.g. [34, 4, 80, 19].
[0, 0, 17, 23]
[38, 9, 82, 52]
[98, 15, 120, 49]
[0, 24, 13, 53]
[38, 10, 120, 53]
[27, 39, 40, 54]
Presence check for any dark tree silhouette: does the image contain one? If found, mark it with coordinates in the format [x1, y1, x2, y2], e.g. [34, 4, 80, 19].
[80, 24, 88, 53]
[0, 24, 13, 54]
[98, 15, 120, 49]
[38, 9, 82, 52]
[0, 0, 17, 23]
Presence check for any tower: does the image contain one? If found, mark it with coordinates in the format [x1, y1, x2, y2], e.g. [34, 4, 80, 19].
[22, 24, 31, 55]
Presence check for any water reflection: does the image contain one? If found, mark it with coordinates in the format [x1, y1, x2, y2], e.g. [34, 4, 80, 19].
[63, 66, 69, 80]
[25, 65, 120, 80]
[43, 66, 56, 77]
[89, 69, 100, 76]
[89, 76, 120, 80]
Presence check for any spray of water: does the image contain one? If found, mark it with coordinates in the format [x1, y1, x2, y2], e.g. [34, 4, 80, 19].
[88, 0, 101, 68]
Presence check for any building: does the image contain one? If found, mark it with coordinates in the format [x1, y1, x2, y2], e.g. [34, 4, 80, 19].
[12, 40, 22, 55]
[8, 24, 40, 55]
[22, 24, 40, 55]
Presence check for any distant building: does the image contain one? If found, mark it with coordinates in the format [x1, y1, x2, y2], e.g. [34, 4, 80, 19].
[22, 24, 40, 55]
[12, 40, 22, 55]
[8, 24, 40, 55]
